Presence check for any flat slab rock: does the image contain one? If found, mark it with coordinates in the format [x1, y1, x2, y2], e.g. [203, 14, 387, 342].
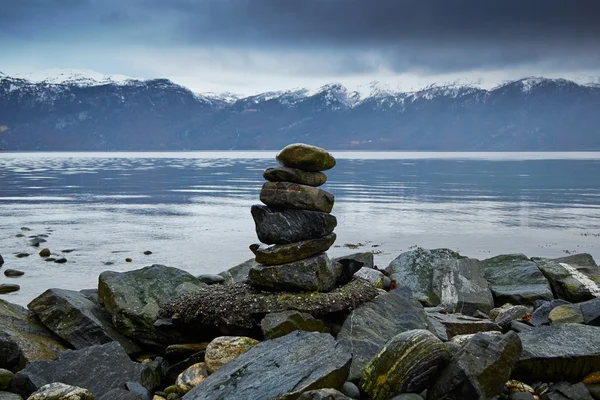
[27, 288, 141, 354]
[0, 299, 68, 371]
[182, 331, 350, 400]
[514, 323, 600, 382]
[534, 254, 600, 302]
[260, 181, 334, 213]
[251, 205, 337, 245]
[263, 166, 327, 187]
[427, 312, 501, 341]
[336, 286, 430, 381]
[159, 279, 381, 334]
[11, 342, 157, 398]
[250, 233, 336, 265]
[482, 254, 554, 306]
[98, 264, 206, 345]
[386, 248, 494, 315]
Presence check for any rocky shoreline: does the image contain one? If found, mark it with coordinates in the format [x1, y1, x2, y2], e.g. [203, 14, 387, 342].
[1, 144, 600, 400]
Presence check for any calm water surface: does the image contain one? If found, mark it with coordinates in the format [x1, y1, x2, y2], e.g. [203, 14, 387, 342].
[1, 151, 599, 306]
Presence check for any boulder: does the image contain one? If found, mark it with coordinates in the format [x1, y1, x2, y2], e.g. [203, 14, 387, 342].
[181, 331, 350, 400]
[534, 258, 600, 302]
[204, 336, 260, 374]
[297, 389, 351, 399]
[427, 331, 522, 400]
[427, 312, 501, 341]
[0, 369, 13, 389]
[333, 253, 375, 285]
[541, 382, 594, 400]
[554, 253, 598, 268]
[514, 324, 600, 381]
[276, 143, 336, 172]
[27, 288, 141, 355]
[353, 268, 385, 289]
[176, 363, 207, 394]
[261, 310, 330, 339]
[360, 330, 450, 400]
[337, 287, 430, 381]
[10, 342, 158, 398]
[493, 305, 532, 330]
[218, 258, 257, 284]
[28, 382, 93, 400]
[386, 248, 494, 315]
[449, 331, 504, 346]
[260, 182, 335, 213]
[482, 254, 554, 306]
[0, 299, 67, 371]
[98, 265, 205, 345]
[263, 166, 327, 187]
[159, 280, 380, 336]
[0, 285, 19, 295]
[0, 392, 21, 400]
[248, 253, 341, 292]
[250, 233, 336, 265]
[530, 299, 571, 326]
[251, 205, 337, 245]
[549, 305, 585, 324]
[581, 297, 600, 326]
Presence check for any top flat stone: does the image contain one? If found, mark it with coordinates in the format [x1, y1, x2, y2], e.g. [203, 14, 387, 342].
[276, 143, 336, 172]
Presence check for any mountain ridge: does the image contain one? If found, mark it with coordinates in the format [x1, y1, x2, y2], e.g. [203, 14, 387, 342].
[1, 71, 599, 151]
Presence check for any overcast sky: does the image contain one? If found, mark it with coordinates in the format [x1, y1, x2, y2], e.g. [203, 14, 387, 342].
[1, 0, 599, 94]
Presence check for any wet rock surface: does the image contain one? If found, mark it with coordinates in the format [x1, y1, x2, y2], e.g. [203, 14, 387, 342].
[250, 233, 336, 265]
[260, 181, 335, 213]
[263, 166, 327, 187]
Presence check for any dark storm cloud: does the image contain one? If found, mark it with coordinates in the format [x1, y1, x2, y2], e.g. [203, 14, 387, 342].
[2, 0, 599, 74]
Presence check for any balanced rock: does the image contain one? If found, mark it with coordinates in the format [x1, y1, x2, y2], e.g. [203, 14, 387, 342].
[260, 182, 334, 213]
[360, 330, 450, 400]
[250, 233, 336, 265]
[427, 331, 522, 400]
[28, 382, 94, 400]
[251, 205, 337, 245]
[534, 256, 600, 302]
[337, 287, 430, 381]
[181, 331, 350, 400]
[0, 299, 68, 371]
[98, 264, 205, 345]
[27, 288, 141, 354]
[248, 252, 341, 292]
[276, 143, 336, 172]
[204, 336, 260, 374]
[386, 248, 494, 315]
[514, 323, 600, 381]
[261, 310, 330, 339]
[263, 166, 327, 187]
[482, 254, 554, 306]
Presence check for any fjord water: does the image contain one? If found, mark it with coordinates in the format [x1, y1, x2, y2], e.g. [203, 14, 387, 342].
[1, 151, 599, 306]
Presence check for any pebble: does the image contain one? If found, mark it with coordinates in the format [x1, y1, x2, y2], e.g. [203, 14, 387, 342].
[0, 368, 14, 389]
[0, 284, 20, 294]
[342, 381, 360, 399]
[15, 253, 29, 258]
[45, 257, 57, 262]
[144, 250, 153, 255]
[126, 258, 133, 262]
[4, 269, 24, 277]
[39, 248, 51, 257]
[54, 257, 67, 264]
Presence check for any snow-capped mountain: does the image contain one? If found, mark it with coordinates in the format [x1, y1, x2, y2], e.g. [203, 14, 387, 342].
[1, 71, 600, 151]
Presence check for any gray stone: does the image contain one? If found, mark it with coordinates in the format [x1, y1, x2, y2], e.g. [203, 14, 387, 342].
[11, 342, 158, 398]
[549, 305, 585, 324]
[354, 268, 385, 289]
[360, 330, 450, 400]
[494, 305, 532, 330]
[542, 382, 594, 400]
[0, 369, 13, 390]
[580, 297, 600, 326]
[586, 384, 600, 400]
[248, 253, 341, 292]
[276, 143, 336, 172]
[53, 258, 67, 264]
[341, 382, 360, 399]
[181, 331, 350, 400]
[0, 254, 3, 266]
[427, 331, 522, 400]
[386, 248, 494, 315]
[427, 312, 501, 341]
[28, 238, 46, 247]
[482, 254, 554, 306]
[0, 392, 21, 400]
[530, 299, 571, 326]
[3, 270, 24, 278]
[251, 205, 337, 245]
[99, 388, 143, 400]
[333, 253, 375, 285]
[0, 299, 67, 371]
[263, 166, 327, 187]
[554, 253, 598, 268]
[260, 182, 334, 213]
[14, 254, 28, 259]
[510, 393, 535, 400]
[27, 288, 141, 354]
[0, 285, 19, 294]
[218, 258, 257, 284]
[28, 382, 93, 400]
[337, 287, 430, 381]
[297, 389, 351, 399]
[261, 310, 330, 339]
[250, 233, 336, 265]
[98, 265, 205, 345]
[126, 381, 152, 400]
[391, 395, 424, 400]
[535, 258, 600, 302]
[514, 324, 600, 382]
[196, 275, 225, 285]
[449, 331, 504, 346]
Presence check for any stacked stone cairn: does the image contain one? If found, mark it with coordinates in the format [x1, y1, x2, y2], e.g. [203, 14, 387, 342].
[248, 143, 340, 292]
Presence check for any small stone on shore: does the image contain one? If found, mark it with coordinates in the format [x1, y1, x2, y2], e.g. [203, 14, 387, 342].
[4, 269, 25, 277]
[39, 248, 51, 257]
[15, 253, 29, 258]
[54, 258, 67, 264]
[0, 284, 20, 294]
[143, 250, 152, 255]
[125, 258, 132, 262]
